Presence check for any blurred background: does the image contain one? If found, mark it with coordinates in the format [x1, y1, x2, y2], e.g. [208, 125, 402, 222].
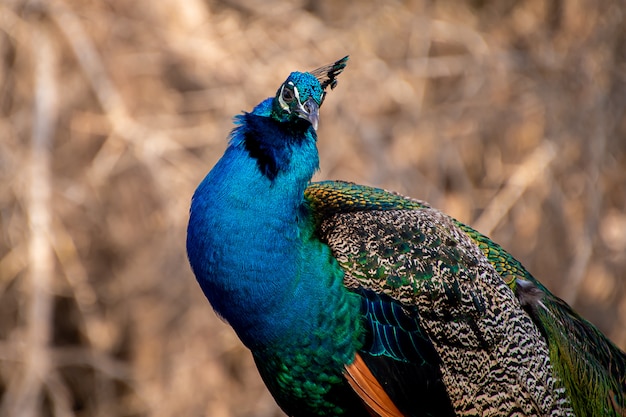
[1, 0, 625, 416]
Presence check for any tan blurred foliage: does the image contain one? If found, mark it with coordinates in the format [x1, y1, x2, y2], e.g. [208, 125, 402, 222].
[0, 0, 625, 416]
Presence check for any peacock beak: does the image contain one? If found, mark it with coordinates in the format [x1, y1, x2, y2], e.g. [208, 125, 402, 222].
[296, 97, 320, 131]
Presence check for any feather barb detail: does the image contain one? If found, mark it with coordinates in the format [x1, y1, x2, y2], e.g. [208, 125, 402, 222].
[309, 56, 349, 91]
[344, 353, 406, 417]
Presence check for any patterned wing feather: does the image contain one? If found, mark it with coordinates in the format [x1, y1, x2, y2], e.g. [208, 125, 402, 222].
[458, 223, 626, 417]
[306, 181, 575, 416]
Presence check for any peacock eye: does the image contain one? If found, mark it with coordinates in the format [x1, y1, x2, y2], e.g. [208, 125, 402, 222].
[282, 87, 295, 103]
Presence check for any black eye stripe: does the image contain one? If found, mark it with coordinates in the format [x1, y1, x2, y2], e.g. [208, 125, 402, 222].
[282, 88, 294, 101]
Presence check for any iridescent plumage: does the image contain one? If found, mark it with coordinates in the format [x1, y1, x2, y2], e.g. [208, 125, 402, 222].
[186, 57, 626, 417]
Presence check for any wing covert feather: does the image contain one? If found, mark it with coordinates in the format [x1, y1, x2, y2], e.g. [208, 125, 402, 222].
[306, 180, 574, 416]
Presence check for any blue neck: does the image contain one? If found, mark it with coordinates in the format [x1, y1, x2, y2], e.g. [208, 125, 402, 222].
[187, 109, 354, 350]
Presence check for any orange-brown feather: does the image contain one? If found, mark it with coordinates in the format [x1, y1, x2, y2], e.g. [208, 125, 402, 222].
[344, 353, 406, 417]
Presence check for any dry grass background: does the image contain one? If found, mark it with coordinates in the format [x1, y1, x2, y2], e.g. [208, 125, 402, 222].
[1, 0, 625, 416]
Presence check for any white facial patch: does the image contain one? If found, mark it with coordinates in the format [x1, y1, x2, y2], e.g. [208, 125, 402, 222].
[292, 85, 301, 104]
[278, 82, 301, 113]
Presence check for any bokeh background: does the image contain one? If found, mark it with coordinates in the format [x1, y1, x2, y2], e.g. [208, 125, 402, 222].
[1, 0, 625, 416]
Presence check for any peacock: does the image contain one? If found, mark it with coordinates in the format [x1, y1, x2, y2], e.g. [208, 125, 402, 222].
[186, 57, 626, 417]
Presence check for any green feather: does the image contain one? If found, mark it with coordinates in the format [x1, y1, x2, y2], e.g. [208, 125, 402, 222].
[457, 222, 626, 417]
[306, 180, 626, 416]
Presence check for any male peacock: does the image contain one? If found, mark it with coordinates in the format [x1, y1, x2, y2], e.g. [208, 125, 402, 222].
[186, 57, 626, 417]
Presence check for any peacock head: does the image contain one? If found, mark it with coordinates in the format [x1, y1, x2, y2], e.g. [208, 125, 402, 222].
[270, 56, 349, 131]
